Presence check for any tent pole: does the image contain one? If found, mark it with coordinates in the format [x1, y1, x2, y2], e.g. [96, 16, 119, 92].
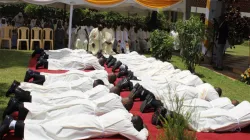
[68, 4, 74, 49]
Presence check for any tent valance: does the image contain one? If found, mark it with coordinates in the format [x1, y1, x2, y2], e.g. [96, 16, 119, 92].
[135, 0, 181, 9]
[85, 0, 125, 5]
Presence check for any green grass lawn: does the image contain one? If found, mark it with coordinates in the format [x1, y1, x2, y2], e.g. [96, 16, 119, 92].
[0, 50, 31, 119]
[226, 41, 250, 56]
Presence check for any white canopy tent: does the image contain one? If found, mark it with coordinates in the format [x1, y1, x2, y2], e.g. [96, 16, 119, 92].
[0, 0, 186, 48]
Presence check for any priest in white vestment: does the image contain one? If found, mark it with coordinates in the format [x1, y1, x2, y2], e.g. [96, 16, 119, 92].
[18, 77, 104, 97]
[75, 26, 89, 50]
[3, 109, 148, 140]
[116, 25, 128, 53]
[38, 55, 104, 70]
[44, 48, 87, 59]
[36, 70, 114, 88]
[89, 23, 105, 55]
[102, 25, 116, 55]
[129, 26, 138, 52]
[188, 101, 250, 132]
[26, 85, 110, 105]
[22, 93, 133, 124]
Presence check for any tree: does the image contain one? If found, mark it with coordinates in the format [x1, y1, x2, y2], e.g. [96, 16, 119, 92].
[219, 0, 250, 46]
[176, 16, 205, 73]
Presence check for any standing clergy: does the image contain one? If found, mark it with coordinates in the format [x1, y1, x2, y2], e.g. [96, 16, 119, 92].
[102, 22, 116, 54]
[1, 109, 148, 140]
[116, 24, 128, 53]
[89, 23, 105, 55]
[75, 26, 89, 50]
[138, 27, 148, 53]
[12, 12, 24, 27]
[129, 26, 138, 52]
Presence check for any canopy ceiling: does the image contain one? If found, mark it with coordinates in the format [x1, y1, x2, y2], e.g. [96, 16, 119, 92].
[0, 0, 185, 13]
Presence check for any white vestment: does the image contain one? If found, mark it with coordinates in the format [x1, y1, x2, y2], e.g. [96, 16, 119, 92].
[129, 27, 138, 52]
[89, 28, 105, 55]
[24, 109, 148, 140]
[30, 85, 110, 105]
[19, 77, 95, 96]
[170, 30, 180, 50]
[41, 70, 113, 88]
[102, 28, 115, 55]
[163, 97, 234, 114]
[45, 48, 87, 59]
[47, 56, 104, 70]
[24, 93, 125, 124]
[189, 101, 250, 132]
[75, 26, 88, 50]
[116, 29, 128, 53]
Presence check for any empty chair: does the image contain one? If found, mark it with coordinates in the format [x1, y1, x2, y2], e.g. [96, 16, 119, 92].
[30, 27, 42, 50]
[17, 27, 29, 50]
[0, 26, 13, 49]
[42, 28, 54, 50]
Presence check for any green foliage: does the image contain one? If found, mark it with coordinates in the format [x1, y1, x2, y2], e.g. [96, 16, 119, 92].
[158, 91, 196, 140]
[224, 5, 249, 45]
[150, 30, 174, 61]
[0, 3, 26, 17]
[176, 16, 205, 73]
[24, 4, 65, 19]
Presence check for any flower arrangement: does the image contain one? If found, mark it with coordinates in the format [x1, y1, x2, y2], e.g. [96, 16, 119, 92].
[240, 68, 250, 85]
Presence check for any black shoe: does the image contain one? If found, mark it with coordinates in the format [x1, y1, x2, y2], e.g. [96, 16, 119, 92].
[24, 69, 40, 82]
[119, 65, 128, 72]
[151, 106, 167, 126]
[117, 70, 129, 78]
[129, 83, 143, 100]
[140, 89, 151, 101]
[0, 115, 13, 139]
[112, 61, 122, 72]
[6, 80, 20, 97]
[107, 58, 117, 68]
[117, 78, 131, 90]
[31, 48, 44, 58]
[140, 93, 155, 113]
[106, 55, 114, 64]
[2, 98, 19, 119]
[14, 88, 31, 102]
[36, 59, 46, 69]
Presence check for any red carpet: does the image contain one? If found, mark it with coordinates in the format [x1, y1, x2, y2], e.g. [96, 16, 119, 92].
[4, 55, 250, 140]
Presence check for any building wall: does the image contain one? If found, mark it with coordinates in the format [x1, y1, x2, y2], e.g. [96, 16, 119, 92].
[191, 0, 250, 13]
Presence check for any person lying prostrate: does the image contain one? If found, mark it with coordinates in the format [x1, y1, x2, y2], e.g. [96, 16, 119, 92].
[1, 109, 148, 140]
[44, 48, 87, 59]
[187, 101, 250, 132]
[129, 82, 221, 106]
[36, 55, 104, 70]
[24, 69, 116, 88]
[161, 97, 236, 114]
[4, 92, 134, 124]
[6, 78, 105, 98]
[14, 85, 111, 107]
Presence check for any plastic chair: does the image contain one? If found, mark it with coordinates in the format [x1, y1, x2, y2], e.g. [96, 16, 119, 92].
[17, 27, 29, 50]
[0, 26, 12, 49]
[30, 27, 42, 50]
[42, 28, 54, 50]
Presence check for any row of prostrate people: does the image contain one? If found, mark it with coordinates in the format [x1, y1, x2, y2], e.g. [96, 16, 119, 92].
[1, 48, 250, 139]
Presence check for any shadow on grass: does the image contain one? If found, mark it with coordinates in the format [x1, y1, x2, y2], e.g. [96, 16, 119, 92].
[0, 50, 31, 69]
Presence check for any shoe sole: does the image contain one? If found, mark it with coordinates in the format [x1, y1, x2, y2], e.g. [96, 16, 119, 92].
[129, 84, 140, 99]
[140, 95, 154, 113]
